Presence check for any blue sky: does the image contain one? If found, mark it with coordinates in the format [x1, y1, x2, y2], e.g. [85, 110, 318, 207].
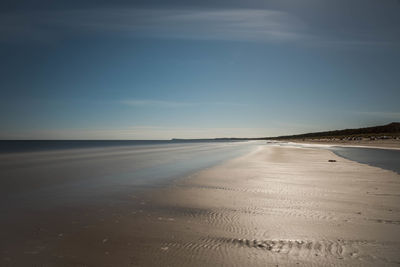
[1, 0, 399, 139]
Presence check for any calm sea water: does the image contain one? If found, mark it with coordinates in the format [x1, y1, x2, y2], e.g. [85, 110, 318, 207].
[0, 141, 260, 212]
[330, 146, 400, 174]
[0, 139, 241, 154]
[1, 140, 398, 215]
[275, 142, 400, 174]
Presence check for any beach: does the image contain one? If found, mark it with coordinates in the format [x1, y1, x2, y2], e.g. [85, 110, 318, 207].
[2, 0, 399, 265]
[2, 144, 400, 266]
[284, 138, 400, 150]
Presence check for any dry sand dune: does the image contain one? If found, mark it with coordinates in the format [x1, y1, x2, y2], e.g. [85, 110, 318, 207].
[2, 145, 400, 266]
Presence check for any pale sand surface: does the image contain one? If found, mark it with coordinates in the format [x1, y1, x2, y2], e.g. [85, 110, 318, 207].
[2, 145, 400, 266]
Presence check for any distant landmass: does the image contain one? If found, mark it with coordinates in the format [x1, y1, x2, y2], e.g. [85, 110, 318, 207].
[171, 122, 400, 141]
[267, 122, 400, 140]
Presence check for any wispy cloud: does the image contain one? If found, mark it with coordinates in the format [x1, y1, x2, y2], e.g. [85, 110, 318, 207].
[354, 111, 400, 120]
[0, 8, 306, 43]
[121, 99, 193, 108]
[120, 99, 246, 108]
[2, 7, 397, 46]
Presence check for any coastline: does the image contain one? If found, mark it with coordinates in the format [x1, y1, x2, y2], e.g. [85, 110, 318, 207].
[280, 139, 400, 150]
[2, 144, 400, 266]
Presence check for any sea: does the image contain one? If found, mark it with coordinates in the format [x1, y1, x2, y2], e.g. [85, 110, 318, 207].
[329, 146, 400, 174]
[1, 140, 399, 213]
[0, 140, 260, 212]
[274, 141, 400, 174]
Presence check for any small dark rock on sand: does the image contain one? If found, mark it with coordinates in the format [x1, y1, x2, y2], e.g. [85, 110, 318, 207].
[328, 160, 337, 162]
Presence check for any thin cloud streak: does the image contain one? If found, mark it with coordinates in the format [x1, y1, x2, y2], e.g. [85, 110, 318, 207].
[1, 7, 397, 46]
[121, 99, 246, 108]
[0, 8, 307, 43]
[354, 111, 400, 120]
[121, 100, 194, 108]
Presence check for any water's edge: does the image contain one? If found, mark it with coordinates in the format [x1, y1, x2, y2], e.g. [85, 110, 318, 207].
[330, 146, 400, 174]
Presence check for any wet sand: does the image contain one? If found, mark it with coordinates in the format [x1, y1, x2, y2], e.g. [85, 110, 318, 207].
[2, 145, 400, 266]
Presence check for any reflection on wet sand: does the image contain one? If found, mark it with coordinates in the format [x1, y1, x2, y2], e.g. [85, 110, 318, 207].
[1, 144, 400, 266]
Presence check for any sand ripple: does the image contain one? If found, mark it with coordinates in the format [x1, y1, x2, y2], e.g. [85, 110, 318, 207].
[160, 237, 400, 266]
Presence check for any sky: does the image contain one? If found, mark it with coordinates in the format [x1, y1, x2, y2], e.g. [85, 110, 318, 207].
[0, 0, 400, 139]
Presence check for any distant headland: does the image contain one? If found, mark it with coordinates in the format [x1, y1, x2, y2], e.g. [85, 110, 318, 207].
[267, 122, 400, 141]
[172, 122, 400, 142]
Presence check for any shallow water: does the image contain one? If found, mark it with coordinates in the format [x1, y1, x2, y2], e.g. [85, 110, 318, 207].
[1, 142, 399, 266]
[271, 142, 400, 174]
[0, 139, 242, 154]
[329, 146, 400, 174]
[0, 141, 259, 212]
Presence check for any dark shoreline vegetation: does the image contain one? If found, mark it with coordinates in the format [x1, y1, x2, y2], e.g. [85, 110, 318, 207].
[173, 122, 400, 141]
[266, 122, 400, 140]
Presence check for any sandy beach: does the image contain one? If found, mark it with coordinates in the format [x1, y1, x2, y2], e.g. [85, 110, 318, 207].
[2, 0, 399, 265]
[2, 144, 400, 266]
